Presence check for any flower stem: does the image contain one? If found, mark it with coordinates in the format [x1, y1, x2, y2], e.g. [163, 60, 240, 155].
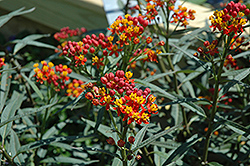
[202, 35, 229, 164]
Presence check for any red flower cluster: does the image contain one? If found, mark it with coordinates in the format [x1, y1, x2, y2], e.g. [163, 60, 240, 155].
[203, 40, 219, 56]
[224, 54, 238, 69]
[54, 27, 87, 41]
[85, 70, 158, 125]
[209, 1, 249, 35]
[60, 15, 164, 70]
[169, 5, 196, 28]
[195, 40, 220, 59]
[33, 61, 72, 90]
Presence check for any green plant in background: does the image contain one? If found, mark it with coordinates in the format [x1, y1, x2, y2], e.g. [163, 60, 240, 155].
[1, 0, 250, 166]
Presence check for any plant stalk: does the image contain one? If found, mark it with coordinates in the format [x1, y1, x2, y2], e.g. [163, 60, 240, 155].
[0, 146, 17, 166]
[202, 35, 229, 164]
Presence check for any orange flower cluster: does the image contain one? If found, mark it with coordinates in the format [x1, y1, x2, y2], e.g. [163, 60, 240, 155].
[0, 58, 5, 76]
[85, 70, 158, 125]
[33, 61, 72, 90]
[230, 36, 250, 53]
[209, 1, 249, 35]
[0, 58, 5, 68]
[54, 27, 87, 41]
[169, 5, 196, 28]
[224, 54, 239, 69]
[66, 79, 86, 98]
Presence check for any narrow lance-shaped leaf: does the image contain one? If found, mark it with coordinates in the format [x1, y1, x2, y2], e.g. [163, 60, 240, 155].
[135, 79, 206, 117]
[215, 114, 250, 137]
[0, 64, 11, 113]
[171, 104, 183, 126]
[21, 73, 44, 100]
[129, 124, 149, 166]
[162, 134, 201, 165]
[0, 7, 35, 28]
[42, 122, 66, 139]
[0, 91, 24, 141]
[208, 162, 224, 166]
[0, 101, 57, 128]
[132, 124, 181, 152]
[40, 156, 99, 165]
[169, 43, 211, 71]
[83, 146, 121, 159]
[12, 34, 57, 55]
[81, 117, 118, 140]
[219, 68, 250, 99]
[17, 134, 94, 155]
[95, 107, 105, 131]
[10, 129, 25, 164]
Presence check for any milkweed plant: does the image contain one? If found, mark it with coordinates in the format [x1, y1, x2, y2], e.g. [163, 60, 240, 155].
[0, 0, 250, 165]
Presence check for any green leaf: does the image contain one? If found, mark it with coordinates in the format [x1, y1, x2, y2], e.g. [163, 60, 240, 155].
[179, 27, 208, 44]
[10, 129, 25, 165]
[175, 65, 195, 98]
[12, 34, 56, 54]
[81, 117, 117, 139]
[0, 7, 35, 28]
[169, 43, 211, 71]
[175, 70, 197, 74]
[135, 79, 206, 117]
[105, 56, 121, 73]
[182, 64, 209, 83]
[0, 91, 24, 141]
[154, 147, 168, 166]
[129, 125, 149, 165]
[42, 122, 66, 139]
[151, 140, 180, 149]
[112, 157, 123, 166]
[0, 51, 5, 56]
[221, 68, 249, 77]
[117, 0, 124, 10]
[0, 101, 57, 128]
[132, 125, 149, 151]
[233, 51, 250, 59]
[83, 146, 121, 159]
[95, 107, 105, 131]
[21, 73, 44, 100]
[171, 104, 183, 126]
[162, 134, 201, 165]
[0, 64, 11, 113]
[41, 156, 99, 164]
[219, 68, 250, 99]
[68, 71, 92, 82]
[134, 79, 176, 100]
[215, 114, 249, 137]
[208, 162, 224, 166]
[17, 134, 94, 155]
[132, 124, 181, 152]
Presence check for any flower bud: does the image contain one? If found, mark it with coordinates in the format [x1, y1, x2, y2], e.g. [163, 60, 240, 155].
[117, 139, 125, 147]
[101, 77, 108, 84]
[128, 136, 135, 144]
[107, 137, 115, 145]
[85, 92, 94, 100]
